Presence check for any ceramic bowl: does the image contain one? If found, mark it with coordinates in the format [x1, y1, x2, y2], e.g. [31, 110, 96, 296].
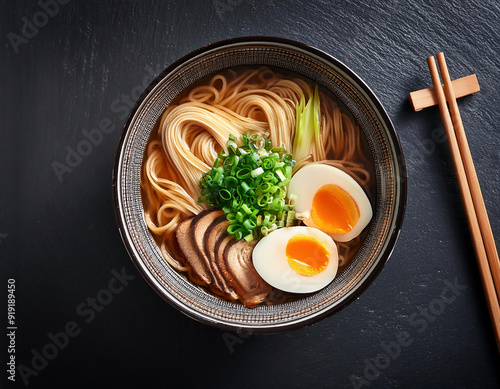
[112, 37, 406, 333]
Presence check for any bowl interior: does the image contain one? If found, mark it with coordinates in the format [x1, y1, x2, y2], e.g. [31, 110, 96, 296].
[113, 38, 406, 333]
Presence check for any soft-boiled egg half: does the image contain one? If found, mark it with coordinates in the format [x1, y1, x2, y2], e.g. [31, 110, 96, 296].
[288, 164, 372, 242]
[252, 226, 338, 293]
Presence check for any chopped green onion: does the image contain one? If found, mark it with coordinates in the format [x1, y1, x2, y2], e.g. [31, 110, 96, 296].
[243, 219, 256, 230]
[224, 176, 238, 187]
[219, 189, 232, 201]
[273, 187, 286, 199]
[241, 203, 253, 215]
[198, 132, 299, 240]
[251, 167, 264, 178]
[257, 194, 270, 207]
[275, 169, 286, 182]
[240, 181, 252, 193]
[231, 196, 242, 209]
[227, 139, 238, 154]
[249, 152, 260, 164]
[262, 158, 275, 170]
[227, 224, 240, 235]
[259, 182, 272, 193]
[286, 210, 296, 227]
[236, 168, 250, 179]
[283, 154, 293, 164]
[262, 171, 276, 183]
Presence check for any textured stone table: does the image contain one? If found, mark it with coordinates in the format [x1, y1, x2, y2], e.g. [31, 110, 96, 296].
[2, 1, 499, 387]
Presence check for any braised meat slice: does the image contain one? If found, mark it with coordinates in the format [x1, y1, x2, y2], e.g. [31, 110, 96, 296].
[204, 216, 238, 299]
[176, 209, 270, 306]
[223, 239, 271, 308]
[175, 216, 211, 285]
[214, 232, 234, 288]
[191, 209, 225, 292]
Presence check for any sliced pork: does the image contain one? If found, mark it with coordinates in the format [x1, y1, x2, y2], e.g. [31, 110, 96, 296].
[223, 239, 272, 308]
[191, 209, 225, 292]
[175, 216, 212, 285]
[204, 216, 238, 299]
[175, 209, 272, 307]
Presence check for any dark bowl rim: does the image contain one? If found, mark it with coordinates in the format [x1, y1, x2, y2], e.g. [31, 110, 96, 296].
[112, 36, 407, 334]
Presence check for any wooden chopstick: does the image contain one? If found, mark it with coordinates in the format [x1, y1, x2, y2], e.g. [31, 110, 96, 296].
[437, 52, 500, 298]
[427, 54, 500, 351]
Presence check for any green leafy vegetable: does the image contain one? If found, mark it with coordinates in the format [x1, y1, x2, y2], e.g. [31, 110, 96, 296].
[198, 133, 296, 241]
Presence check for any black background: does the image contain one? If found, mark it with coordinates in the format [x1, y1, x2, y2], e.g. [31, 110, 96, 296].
[2, 1, 500, 388]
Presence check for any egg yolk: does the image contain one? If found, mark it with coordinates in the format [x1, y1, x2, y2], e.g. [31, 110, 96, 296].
[286, 235, 329, 276]
[311, 184, 360, 235]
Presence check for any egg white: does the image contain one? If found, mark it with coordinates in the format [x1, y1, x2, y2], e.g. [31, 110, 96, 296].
[288, 163, 373, 242]
[252, 226, 338, 293]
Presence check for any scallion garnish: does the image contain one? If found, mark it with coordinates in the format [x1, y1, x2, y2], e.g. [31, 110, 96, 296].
[198, 132, 297, 241]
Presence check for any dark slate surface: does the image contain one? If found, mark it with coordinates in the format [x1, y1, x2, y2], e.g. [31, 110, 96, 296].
[2, 1, 499, 388]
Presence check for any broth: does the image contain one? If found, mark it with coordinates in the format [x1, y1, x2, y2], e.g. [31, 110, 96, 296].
[141, 66, 376, 306]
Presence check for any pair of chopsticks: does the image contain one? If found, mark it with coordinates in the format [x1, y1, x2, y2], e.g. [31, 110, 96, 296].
[427, 53, 500, 351]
